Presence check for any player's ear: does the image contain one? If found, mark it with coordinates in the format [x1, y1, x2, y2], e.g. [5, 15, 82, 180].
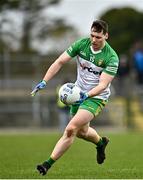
[105, 33, 108, 40]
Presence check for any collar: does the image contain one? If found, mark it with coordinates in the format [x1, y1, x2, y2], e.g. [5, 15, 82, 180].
[90, 46, 102, 54]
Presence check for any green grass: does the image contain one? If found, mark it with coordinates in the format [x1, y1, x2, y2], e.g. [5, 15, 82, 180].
[0, 130, 143, 179]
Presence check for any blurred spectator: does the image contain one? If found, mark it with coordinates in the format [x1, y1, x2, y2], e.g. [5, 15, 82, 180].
[132, 41, 143, 84]
[56, 80, 70, 132]
[118, 54, 130, 77]
[117, 54, 130, 96]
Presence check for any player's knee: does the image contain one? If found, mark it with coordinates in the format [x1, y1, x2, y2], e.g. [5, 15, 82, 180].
[65, 125, 77, 138]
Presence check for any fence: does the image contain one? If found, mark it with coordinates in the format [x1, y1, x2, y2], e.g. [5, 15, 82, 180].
[0, 52, 142, 130]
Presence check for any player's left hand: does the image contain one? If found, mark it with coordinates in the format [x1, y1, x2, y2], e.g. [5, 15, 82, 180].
[74, 92, 89, 105]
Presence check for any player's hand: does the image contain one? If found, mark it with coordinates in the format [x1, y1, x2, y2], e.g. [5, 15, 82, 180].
[31, 80, 47, 97]
[74, 92, 89, 105]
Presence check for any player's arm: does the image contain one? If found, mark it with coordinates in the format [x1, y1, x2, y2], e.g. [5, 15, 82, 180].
[75, 72, 115, 104]
[42, 38, 82, 83]
[87, 72, 114, 97]
[88, 54, 119, 98]
[77, 56, 119, 103]
[31, 39, 81, 96]
[43, 52, 71, 82]
[31, 52, 72, 96]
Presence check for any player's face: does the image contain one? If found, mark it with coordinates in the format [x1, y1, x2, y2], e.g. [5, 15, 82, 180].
[90, 28, 108, 51]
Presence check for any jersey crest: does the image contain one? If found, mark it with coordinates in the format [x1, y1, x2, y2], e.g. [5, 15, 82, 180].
[98, 59, 104, 66]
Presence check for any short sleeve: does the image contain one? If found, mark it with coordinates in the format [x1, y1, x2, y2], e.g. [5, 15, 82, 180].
[103, 55, 119, 76]
[66, 39, 82, 58]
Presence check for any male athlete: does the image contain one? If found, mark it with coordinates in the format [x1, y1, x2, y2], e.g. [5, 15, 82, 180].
[31, 20, 119, 175]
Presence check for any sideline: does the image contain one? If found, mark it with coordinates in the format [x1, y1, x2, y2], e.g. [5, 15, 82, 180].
[0, 126, 127, 135]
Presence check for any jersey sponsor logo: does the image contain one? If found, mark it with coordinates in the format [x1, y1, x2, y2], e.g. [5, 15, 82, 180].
[79, 62, 101, 75]
[83, 66, 100, 75]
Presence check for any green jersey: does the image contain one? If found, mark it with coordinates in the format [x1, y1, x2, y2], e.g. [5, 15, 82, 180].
[66, 38, 119, 100]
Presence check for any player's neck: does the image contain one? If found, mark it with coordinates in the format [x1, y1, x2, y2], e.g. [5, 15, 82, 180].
[93, 41, 106, 51]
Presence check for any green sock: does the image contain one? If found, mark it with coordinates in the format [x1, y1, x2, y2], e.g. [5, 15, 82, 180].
[46, 157, 55, 167]
[96, 138, 103, 147]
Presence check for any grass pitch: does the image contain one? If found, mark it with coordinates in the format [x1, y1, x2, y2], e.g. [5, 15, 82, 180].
[0, 130, 143, 179]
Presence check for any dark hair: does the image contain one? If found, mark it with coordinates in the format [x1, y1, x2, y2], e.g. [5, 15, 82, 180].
[91, 20, 108, 34]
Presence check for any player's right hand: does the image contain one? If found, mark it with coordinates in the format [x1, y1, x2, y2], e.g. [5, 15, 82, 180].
[74, 92, 89, 105]
[31, 80, 47, 97]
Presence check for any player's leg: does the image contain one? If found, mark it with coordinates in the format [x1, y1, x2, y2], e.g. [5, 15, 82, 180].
[76, 125, 109, 164]
[76, 124, 101, 144]
[37, 109, 94, 175]
[76, 98, 109, 164]
[51, 109, 94, 160]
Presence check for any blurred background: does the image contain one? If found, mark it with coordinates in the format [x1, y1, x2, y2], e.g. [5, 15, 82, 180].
[0, 0, 143, 131]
